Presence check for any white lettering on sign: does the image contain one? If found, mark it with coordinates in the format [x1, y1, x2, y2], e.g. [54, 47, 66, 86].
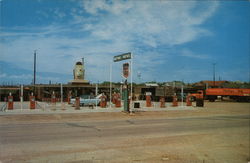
[114, 52, 131, 62]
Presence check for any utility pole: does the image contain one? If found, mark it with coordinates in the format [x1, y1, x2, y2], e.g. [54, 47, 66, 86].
[33, 50, 37, 94]
[213, 63, 216, 87]
[130, 52, 133, 113]
[82, 57, 85, 79]
[34, 50, 37, 85]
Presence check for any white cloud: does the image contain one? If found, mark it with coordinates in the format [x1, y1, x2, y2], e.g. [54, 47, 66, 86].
[82, 0, 132, 15]
[0, 73, 7, 78]
[9, 74, 33, 79]
[180, 49, 210, 59]
[0, 73, 61, 84]
[54, 8, 66, 18]
[79, 0, 219, 47]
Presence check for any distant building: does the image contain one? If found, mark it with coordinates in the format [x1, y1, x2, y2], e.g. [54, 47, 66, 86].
[194, 80, 229, 88]
[145, 83, 159, 87]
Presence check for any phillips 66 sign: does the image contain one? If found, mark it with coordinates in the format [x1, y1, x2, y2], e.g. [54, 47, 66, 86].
[123, 63, 129, 79]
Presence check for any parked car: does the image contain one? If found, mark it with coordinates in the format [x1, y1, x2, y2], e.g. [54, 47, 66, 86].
[70, 94, 102, 106]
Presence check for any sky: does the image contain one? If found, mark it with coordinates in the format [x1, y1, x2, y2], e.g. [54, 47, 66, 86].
[0, 0, 249, 84]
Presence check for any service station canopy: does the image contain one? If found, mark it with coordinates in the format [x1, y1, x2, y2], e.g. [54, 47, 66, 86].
[113, 52, 131, 62]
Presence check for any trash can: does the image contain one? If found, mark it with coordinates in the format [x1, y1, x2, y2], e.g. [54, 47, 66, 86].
[134, 102, 140, 108]
[196, 99, 204, 107]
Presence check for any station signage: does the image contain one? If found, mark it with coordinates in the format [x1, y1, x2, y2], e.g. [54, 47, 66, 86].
[113, 52, 131, 62]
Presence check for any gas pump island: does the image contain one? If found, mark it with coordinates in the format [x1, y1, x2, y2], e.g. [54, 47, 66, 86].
[113, 52, 132, 113]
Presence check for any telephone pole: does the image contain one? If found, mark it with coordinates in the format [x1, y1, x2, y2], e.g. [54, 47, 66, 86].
[213, 63, 216, 87]
[33, 50, 37, 86]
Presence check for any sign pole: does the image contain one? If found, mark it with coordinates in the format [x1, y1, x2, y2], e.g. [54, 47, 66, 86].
[123, 80, 129, 112]
[130, 53, 133, 113]
[95, 83, 98, 96]
[110, 62, 112, 109]
[113, 52, 132, 112]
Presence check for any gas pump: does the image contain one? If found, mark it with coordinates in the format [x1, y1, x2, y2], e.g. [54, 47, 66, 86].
[186, 94, 192, 106]
[100, 93, 107, 108]
[30, 92, 36, 109]
[172, 94, 178, 107]
[51, 91, 56, 104]
[75, 97, 80, 110]
[67, 91, 72, 104]
[8, 92, 14, 110]
[146, 92, 152, 107]
[160, 96, 165, 108]
[112, 92, 117, 104]
[115, 93, 121, 107]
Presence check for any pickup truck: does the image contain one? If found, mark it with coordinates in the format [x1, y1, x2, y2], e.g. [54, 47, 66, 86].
[70, 94, 102, 106]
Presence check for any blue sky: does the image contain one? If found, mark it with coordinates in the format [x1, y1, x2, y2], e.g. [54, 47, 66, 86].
[0, 0, 249, 84]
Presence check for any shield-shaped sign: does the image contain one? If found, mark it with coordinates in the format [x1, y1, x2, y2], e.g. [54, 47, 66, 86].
[123, 63, 129, 79]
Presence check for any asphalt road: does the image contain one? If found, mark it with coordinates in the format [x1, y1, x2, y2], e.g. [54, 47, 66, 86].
[0, 114, 249, 163]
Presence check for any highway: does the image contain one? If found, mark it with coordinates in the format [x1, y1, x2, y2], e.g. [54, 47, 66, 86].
[0, 113, 249, 163]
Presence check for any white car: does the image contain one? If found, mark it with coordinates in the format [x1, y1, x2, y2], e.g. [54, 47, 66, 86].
[70, 94, 102, 106]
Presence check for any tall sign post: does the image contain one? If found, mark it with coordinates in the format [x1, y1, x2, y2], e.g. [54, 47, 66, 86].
[109, 62, 112, 108]
[113, 52, 132, 113]
[122, 63, 129, 112]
